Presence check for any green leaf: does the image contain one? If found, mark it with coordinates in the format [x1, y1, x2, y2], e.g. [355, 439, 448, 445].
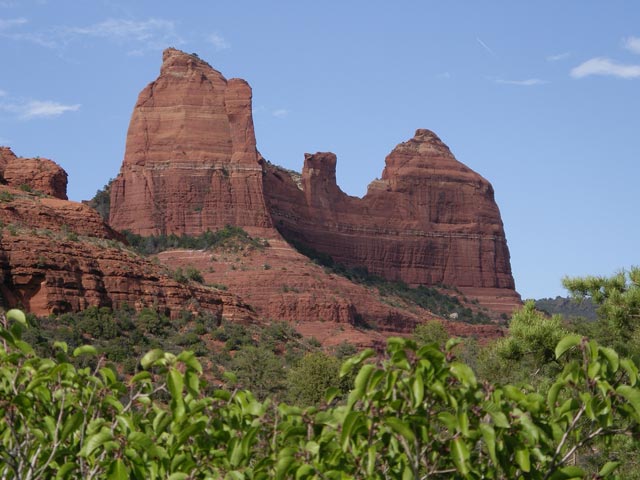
[126, 432, 150, 454]
[168, 474, 189, 480]
[82, 430, 113, 457]
[324, 387, 341, 403]
[73, 345, 97, 357]
[457, 410, 470, 436]
[547, 380, 565, 413]
[366, 445, 377, 476]
[488, 410, 510, 429]
[479, 423, 497, 465]
[225, 472, 245, 480]
[451, 437, 470, 475]
[61, 412, 84, 441]
[140, 349, 165, 369]
[177, 350, 203, 374]
[339, 348, 374, 377]
[616, 385, 640, 417]
[598, 461, 621, 477]
[129, 371, 152, 385]
[412, 373, 424, 406]
[621, 358, 638, 386]
[14, 339, 34, 355]
[555, 334, 582, 360]
[296, 464, 315, 479]
[437, 411, 457, 431]
[347, 364, 376, 409]
[6, 308, 26, 326]
[450, 362, 477, 388]
[185, 369, 200, 396]
[355, 363, 376, 391]
[107, 459, 129, 480]
[168, 367, 184, 399]
[55, 462, 77, 479]
[53, 341, 68, 353]
[340, 411, 363, 450]
[549, 465, 585, 479]
[385, 417, 416, 443]
[599, 346, 619, 373]
[515, 447, 530, 472]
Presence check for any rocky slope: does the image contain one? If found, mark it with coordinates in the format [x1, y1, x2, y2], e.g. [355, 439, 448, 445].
[0, 147, 68, 199]
[109, 48, 520, 314]
[0, 148, 250, 320]
[156, 231, 504, 348]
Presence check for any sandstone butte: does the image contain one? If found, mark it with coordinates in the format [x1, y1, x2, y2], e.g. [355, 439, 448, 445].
[0, 146, 256, 321]
[110, 48, 521, 316]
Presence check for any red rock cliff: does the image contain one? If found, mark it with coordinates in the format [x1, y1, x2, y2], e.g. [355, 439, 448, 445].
[266, 129, 514, 289]
[0, 149, 238, 319]
[109, 48, 272, 235]
[0, 147, 68, 199]
[109, 49, 520, 313]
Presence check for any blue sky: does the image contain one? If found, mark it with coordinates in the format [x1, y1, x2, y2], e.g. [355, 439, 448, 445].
[0, 1, 638, 300]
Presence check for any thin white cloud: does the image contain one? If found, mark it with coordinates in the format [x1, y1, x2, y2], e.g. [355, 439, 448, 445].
[493, 78, 548, 86]
[571, 57, 640, 79]
[0, 17, 27, 29]
[624, 36, 640, 55]
[62, 18, 184, 51]
[436, 72, 451, 79]
[272, 109, 289, 118]
[21, 100, 80, 119]
[1, 17, 184, 52]
[0, 89, 6, 97]
[207, 33, 230, 51]
[476, 37, 496, 57]
[1, 29, 57, 48]
[547, 52, 570, 62]
[1, 99, 80, 119]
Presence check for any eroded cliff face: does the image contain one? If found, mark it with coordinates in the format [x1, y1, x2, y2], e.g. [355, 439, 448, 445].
[0, 147, 68, 199]
[109, 48, 520, 314]
[156, 235, 505, 348]
[266, 129, 514, 289]
[109, 48, 272, 235]
[0, 150, 246, 320]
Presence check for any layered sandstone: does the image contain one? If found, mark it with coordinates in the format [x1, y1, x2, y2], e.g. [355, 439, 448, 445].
[264, 130, 521, 313]
[0, 147, 68, 199]
[110, 48, 520, 315]
[0, 154, 254, 320]
[157, 234, 504, 348]
[109, 48, 272, 235]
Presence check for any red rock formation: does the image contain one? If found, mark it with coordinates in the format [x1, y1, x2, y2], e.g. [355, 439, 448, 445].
[156, 233, 504, 348]
[0, 147, 68, 199]
[0, 150, 253, 320]
[109, 48, 272, 235]
[110, 48, 520, 315]
[265, 129, 520, 314]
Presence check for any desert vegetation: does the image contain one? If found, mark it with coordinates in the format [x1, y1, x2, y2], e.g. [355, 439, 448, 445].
[1, 267, 640, 478]
[122, 226, 268, 256]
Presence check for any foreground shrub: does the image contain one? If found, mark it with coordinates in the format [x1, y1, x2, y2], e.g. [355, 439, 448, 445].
[1, 309, 640, 478]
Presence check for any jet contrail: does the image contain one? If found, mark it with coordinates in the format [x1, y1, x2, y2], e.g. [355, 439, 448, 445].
[477, 37, 497, 57]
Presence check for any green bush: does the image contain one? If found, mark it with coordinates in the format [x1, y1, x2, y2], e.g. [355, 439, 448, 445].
[286, 351, 346, 405]
[2, 307, 640, 479]
[121, 225, 266, 255]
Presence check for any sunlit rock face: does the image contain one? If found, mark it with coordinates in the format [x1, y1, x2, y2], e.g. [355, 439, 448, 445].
[109, 48, 272, 236]
[265, 129, 517, 303]
[110, 48, 521, 315]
